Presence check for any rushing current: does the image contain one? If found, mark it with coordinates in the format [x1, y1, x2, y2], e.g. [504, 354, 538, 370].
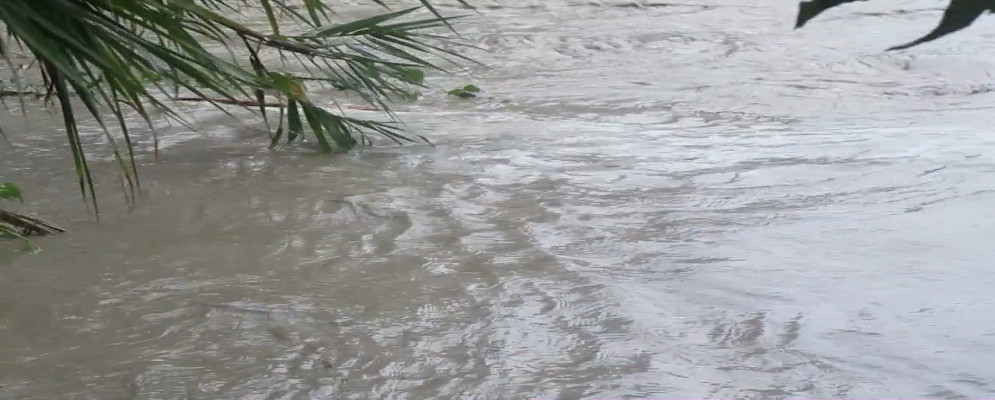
[3, 0, 995, 398]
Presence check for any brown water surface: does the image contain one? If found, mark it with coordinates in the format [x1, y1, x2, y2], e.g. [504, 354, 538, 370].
[3, 0, 995, 398]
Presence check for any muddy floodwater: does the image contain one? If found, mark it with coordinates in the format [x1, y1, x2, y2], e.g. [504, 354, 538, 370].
[3, 0, 995, 398]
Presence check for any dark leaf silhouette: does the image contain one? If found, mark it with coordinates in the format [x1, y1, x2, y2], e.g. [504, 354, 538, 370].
[795, 0, 995, 50]
[888, 0, 995, 50]
[795, 0, 867, 29]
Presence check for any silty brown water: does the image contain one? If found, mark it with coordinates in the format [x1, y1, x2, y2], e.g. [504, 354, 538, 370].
[2, 0, 995, 398]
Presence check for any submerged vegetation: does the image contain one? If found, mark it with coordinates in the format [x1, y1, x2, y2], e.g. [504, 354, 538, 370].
[0, 182, 63, 252]
[0, 0, 478, 244]
[0, 182, 27, 245]
[447, 83, 481, 98]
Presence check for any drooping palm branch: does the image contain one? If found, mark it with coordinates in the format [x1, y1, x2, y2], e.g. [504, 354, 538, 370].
[0, 0, 478, 216]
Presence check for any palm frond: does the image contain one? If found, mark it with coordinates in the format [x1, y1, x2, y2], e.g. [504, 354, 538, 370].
[0, 0, 476, 215]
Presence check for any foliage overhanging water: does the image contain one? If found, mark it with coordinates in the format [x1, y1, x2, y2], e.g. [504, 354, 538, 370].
[3, 0, 995, 398]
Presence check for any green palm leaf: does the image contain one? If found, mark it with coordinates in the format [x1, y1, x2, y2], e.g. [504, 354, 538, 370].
[0, 0, 477, 216]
